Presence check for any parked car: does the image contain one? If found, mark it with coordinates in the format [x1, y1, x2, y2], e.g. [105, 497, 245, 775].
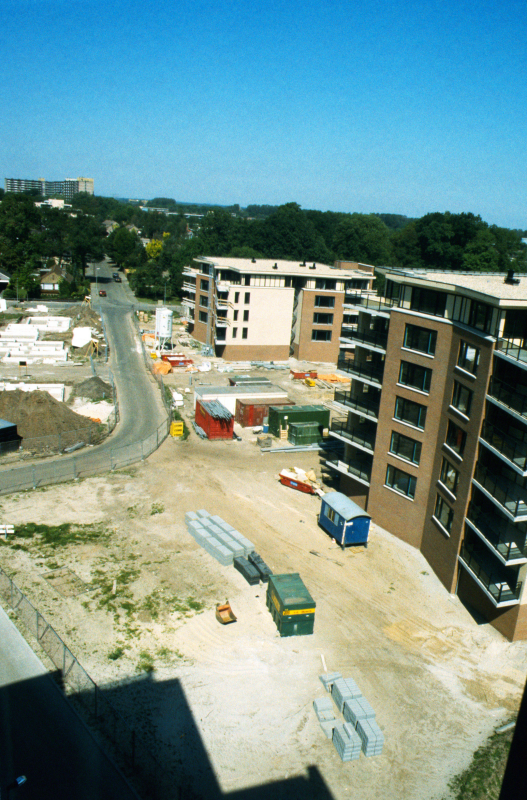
[113, 275, 121, 282]
[99, 289, 107, 297]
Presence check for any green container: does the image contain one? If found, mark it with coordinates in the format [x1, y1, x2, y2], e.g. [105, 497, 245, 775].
[266, 573, 316, 637]
[287, 421, 323, 445]
[268, 405, 330, 437]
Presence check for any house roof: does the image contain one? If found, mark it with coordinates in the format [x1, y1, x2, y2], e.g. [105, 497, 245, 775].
[322, 492, 371, 521]
[40, 269, 73, 284]
[194, 256, 375, 280]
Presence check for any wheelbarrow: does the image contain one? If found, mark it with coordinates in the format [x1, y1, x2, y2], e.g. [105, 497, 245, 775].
[216, 602, 237, 624]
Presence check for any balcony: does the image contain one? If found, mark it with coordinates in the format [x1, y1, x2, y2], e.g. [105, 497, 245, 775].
[329, 419, 376, 453]
[182, 297, 195, 310]
[341, 328, 388, 353]
[182, 268, 198, 279]
[336, 357, 384, 386]
[215, 295, 232, 310]
[472, 463, 527, 521]
[333, 389, 380, 421]
[182, 281, 196, 293]
[479, 421, 527, 474]
[458, 542, 523, 606]
[465, 502, 527, 565]
[325, 453, 372, 486]
[487, 376, 527, 423]
[342, 292, 397, 317]
[495, 337, 527, 370]
[215, 317, 230, 327]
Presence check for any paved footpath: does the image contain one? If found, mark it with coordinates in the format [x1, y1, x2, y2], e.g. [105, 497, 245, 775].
[0, 607, 139, 799]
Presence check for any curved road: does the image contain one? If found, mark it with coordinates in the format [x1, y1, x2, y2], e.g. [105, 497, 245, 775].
[0, 261, 168, 494]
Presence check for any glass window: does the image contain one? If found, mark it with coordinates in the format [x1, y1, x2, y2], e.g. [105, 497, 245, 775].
[200, 295, 208, 307]
[315, 279, 336, 290]
[403, 324, 437, 355]
[434, 495, 454, 533]
[399, 361, 432, 393]
[410, 288, 447, 317]
[394, 396, 427, 429]
[312, 330, 332, 341]
[445, 420, 466, 456]
[243, 309, 249, 322]
[198, 311, 208, 323]
[233, 310, 238, 321]
[234, 292, 239, 303]
[458, 341, 480, 374]
[242, 328, 248, 339]
[325, 505, 335, 522]
[232, 327, 237, 338]
[313, 312, 334, 325]
[439, 458, 459, 495]
[390, 431, 422, 465]
[385, 464, 416, 499]
[244, 292, 250, 303]
[315, 295, 335, 308]
[451, 381, 473, 416]
[200, 279, 209, 291]
[468, 301, 493, 333]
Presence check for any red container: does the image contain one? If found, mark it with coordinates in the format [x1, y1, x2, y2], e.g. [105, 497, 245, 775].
[290, 370, 318, 380]
[161, 354, 193, 367]
[195, 400, 234, 440]
[235, 398, 291, 427]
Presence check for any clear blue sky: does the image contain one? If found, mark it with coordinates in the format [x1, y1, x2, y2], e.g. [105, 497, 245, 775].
[2, 0, 526, 228]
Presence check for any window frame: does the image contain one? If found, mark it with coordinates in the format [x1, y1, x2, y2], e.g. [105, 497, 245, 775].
[439, 458, 459, 496]
[451, 380, 473, 417]
[403, 324, 437, 356]
[445, 420, 466, 456]
[389, 431, 422, 465]
[398, 360, 432, 393]
[385, 464, 417, 499]
[457, 341, 480, 375]
[314, 295, 336, 308]
[394, 396, 427, 430]
[242, 327, 248, 339]
[311, 329, 332, 342]
[434, 494, 454, 534]
[313, 312, 334, 325]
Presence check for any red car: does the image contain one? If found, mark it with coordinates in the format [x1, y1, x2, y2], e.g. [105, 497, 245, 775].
[99, 289, 107, 297]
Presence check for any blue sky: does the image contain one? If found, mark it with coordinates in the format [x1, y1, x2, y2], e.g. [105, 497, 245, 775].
[2, 0, 526, 228]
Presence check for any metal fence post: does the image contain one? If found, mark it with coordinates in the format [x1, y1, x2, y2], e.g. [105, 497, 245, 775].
[32, 466, 37, 489]
[73, 457, 77, 480]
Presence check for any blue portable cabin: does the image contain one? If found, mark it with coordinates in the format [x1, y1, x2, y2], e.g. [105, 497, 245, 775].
[318, 492, 371, 547]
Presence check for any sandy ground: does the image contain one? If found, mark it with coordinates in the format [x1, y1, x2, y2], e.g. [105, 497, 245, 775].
[1, 427, 526, 800]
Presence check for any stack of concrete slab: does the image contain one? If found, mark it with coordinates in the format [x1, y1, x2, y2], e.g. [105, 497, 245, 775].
[343, 696, 376, 726]
[319, 671, 342, 692]
[356, 718, 384, 757]
[184, 510, 254, 567]
[332, 722, 362, 762]
[331, 677, 362, 712]
[313, 696, 337, 739]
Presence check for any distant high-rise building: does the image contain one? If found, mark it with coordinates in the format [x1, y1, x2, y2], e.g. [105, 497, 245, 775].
[4, 176, 94, 198]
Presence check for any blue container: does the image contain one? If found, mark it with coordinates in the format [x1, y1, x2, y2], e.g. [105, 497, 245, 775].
[319, 492, 371, 547]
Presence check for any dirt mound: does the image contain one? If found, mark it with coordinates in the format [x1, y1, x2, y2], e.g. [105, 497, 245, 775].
[72, 376, 112, 401]
[0, 390, 102, 451]
[61, 303, 102, 330]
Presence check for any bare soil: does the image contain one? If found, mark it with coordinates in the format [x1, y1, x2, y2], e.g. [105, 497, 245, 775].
[1, 429, 526, 800]
[0, 389, 100, 440]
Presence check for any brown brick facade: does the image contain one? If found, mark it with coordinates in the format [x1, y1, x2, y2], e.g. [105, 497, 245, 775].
[294, 290, 344, 362]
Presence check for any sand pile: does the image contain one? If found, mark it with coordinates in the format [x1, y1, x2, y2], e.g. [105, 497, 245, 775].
[72, 376, 112, 401]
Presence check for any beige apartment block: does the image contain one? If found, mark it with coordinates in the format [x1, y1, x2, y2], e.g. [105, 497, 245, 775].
[327, 267, 527, 640]
[181, 257, 374, 362]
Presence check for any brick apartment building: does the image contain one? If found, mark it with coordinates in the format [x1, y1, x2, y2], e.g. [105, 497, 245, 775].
[327, 267, 527, 640]
[4, 176, 94, 198]
[181, 257, 374, 362]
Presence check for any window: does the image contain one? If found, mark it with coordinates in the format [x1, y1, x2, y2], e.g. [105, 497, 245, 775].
[445, 420, 466, 456]
[313, 312, 334, 325]
[233, 310, 238, 321]
[390, 431, 422, 465]
[198, 311, 208, 323]
[394, 396, 427, 429]
[403, 324, 437, 355]
[200, 295, 208, 307]
[398, 361, 432, 393]
[410, 288, 447, 317]
[242, 328, 248, 339]
[468, 301, 493, 333]
[232, 327, 237, 338]
[434, 495, 454, 533]
[245, 275, 251, 286]
[315, 295, 335, 308]
[315, 279, 336, 290]
[234, 292, 240, 303]
[200, 279, 209, 291]
[311, 330, 332, 341]
[451, 381, 473, 417]
[385, 464, 416, 499]
[439, 458, 459, 495]
[243, 309, 249, 322]
[458, 341, 480, 374]
[325, 505, 336, 523]
[244, 292, 250, 303]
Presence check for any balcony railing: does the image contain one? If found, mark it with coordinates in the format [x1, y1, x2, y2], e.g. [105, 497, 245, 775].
[342, 329, 388, 351]
[215, 317, 231, 327]
[343, 292, 398, 314]
[487, 376, 527, 421]
[333, 390, 380, 420]
[337, 357, 384, 385]
[466, 503, 527, 564]
[326, 454, 372, 484]
[459, 543, 522, 605]
[496, 337, 527, 368]
[480, 421, 527, 472]
[473, 463, 527, 520]
[215, 295, 232, 309]
[330, 419, 376, 452]
[182, 282, 196, 293]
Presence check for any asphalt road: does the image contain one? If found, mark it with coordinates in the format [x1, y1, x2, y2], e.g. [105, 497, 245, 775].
[0, 607, 140, 800]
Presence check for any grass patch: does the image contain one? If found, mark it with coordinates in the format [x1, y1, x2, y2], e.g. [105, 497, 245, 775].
[446, 724, 514, 800]
[137, 650, 155, 673]
[140, 590, 205, 621]
[108, 645, 125, 661]
[150, 502, 164, 515]
[14, 523, 107, 548]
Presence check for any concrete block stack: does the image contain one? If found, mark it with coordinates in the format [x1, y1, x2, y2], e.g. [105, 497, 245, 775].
[319, 671, 342, 692]
[184, 511, 255, 568]
[332, 722, 362, 762]
[331, 677, 362, 711]
[343, 696, 376, 726]
[313, 696, 337, 739]
[356, 718, 385, 757]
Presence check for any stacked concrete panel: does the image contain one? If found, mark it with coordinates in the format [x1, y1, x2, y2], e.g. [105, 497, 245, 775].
[319, 671, 342, 692]
[184, 511, 254, 567]
[313, 696, 337, 739]
[332, 722, 362, 762]
[331, 677, 362, 712]
[343, 696, 376, 726]
[357, 718, 384, 757]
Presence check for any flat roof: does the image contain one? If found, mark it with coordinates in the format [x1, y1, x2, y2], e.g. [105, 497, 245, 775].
[194, 256, 373, 279]
[195, 384, 287, 396]
[381, 268, 527, 305]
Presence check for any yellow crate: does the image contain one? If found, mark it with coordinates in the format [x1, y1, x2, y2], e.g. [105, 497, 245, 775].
[170, 421, 184, 437]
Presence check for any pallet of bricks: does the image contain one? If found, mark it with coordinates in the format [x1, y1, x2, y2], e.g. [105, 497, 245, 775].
[313, 672, 384, 761]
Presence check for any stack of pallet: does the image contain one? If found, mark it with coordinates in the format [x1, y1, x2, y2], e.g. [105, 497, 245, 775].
[332, 722, 362, 762]
[185, 510, 254, 565]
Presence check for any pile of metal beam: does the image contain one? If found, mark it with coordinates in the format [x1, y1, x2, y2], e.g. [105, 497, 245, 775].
[184, 510, 254, 567]
[332, 722, 362, 762]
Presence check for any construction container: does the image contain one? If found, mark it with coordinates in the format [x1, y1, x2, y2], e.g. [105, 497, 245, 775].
[0, 419, 21, 455]
[319, 492, 371, 546]
[290, 370, 318, 380]
[266, 573, 316, 636]
[229, 375, 272, 386]
[194, 399, 234, 440]
[268, 405, 330, 438]
[235, 397, 291, 428]
[287, 421, 323, 445]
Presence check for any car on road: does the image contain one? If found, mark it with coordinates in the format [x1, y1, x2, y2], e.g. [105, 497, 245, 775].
[99, 289, 107, 297]
[113, 274, 121, 282]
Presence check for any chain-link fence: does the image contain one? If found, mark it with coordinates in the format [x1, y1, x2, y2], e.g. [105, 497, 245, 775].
[0, 566, 177, 799]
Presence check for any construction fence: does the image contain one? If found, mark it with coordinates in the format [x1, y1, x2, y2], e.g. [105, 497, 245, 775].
[0, 566, 178, 800]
